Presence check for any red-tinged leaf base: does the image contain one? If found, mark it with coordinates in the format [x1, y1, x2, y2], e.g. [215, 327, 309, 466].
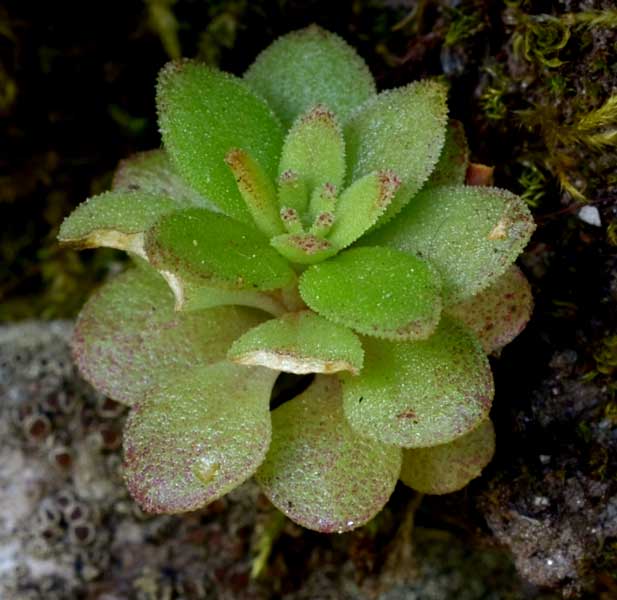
[400, 419, 495, 494]
[124, 363, 277, 513]
[446, 265, 533, 353]
[72, 267, 265, 406]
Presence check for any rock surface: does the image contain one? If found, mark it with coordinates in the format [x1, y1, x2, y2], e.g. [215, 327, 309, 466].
[0, 321, 550, 599]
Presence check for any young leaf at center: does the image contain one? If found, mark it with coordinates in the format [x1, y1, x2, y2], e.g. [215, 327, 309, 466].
[278, 104, 346, 200]
[327, 170, 401, 249]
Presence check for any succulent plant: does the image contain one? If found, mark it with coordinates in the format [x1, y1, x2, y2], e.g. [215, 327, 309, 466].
[59, 26, 535, 533]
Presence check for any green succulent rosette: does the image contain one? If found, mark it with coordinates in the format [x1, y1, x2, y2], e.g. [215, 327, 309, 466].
[60, 26, 535, 533]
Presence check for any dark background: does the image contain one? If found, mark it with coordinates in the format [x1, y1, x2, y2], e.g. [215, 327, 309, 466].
[2, 1, 617, 596]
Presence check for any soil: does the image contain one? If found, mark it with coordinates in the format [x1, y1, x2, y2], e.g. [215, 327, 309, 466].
[1, 0, 616, 597]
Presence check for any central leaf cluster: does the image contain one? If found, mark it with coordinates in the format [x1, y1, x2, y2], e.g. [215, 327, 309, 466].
[225, 103, 402, 266]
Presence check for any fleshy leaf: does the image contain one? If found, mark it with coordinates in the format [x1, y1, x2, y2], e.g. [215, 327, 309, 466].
[400, 419, 495, 494]
[446, 265, 533, 353]
[157, 61, 284, 223]
[244, 25, 376, 128]
[341, 317, 494, 447]
[308, 182, 337, 222]
[255, 376, 401, 532]
[425, 119, 469, 188]
[166, 273, 286, 316]
[145, 208, 296, 291]
[328, 170, 401, 249]
[277, 170, 309, 215]
[229, 310, 364, 375]
[279, 105, 346, 197]
[345, 80, 448, 227]
[112, 149, 218, 210]
[224, 148, 283, 238]
[271, 233, 338, 265]
[363, 185, 535, 304]
[299, 247, 442, 340]
[58, 191, 180, 257]
[124, 363, 277, 513]
[72, 267, 265, 406]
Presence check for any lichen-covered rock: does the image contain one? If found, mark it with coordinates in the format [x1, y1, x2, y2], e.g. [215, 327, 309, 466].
[0, 320, 548, 599]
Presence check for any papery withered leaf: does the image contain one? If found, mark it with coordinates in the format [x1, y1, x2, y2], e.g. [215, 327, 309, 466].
[345, 80, 448, 227]
[342, 318, 493, 448]
[229, 310, 364, 375]
[425, 119, 469, 188]
[363, 185, 535, 304]
[157, 61, 284, 223]
[255, 375, 401, 532]
[279, 105, 346, 197]
[328, 170, 401, 249]
[299, 247, 442, 340]
[145, 208, 296, 291]
[124, 363, 277, 513]
[112, 149, 218, 210]
[59, 191, 180, 257]
[446, 265, 533, 353]
[72, 267, 265, 406]
[400, 419, 495, 494]
[244, 25, 376, 128]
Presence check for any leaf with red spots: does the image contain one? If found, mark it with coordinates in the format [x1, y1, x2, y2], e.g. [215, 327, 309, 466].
[446, 265, 533, 353]
[72, 267, 265, 406]
[278, 104, 346, 199]
[255, 375, 401, 532]
[299, 247, 442, 341]
[157, 61, 284, 223]
[244, 26, 376, 128]
[400, 419, 495, 494]
[124, 363, 277, 513]
[341, 318, 494, 448]
[228, 310, 364, 375]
